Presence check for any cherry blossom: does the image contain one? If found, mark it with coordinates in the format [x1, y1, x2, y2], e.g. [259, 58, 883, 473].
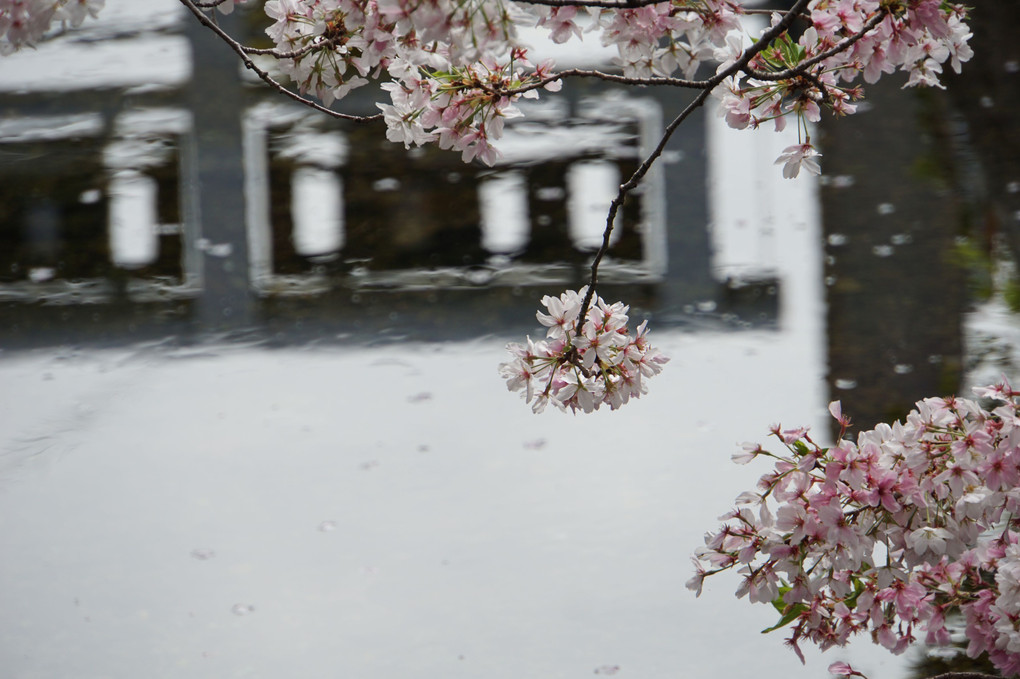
[692, 377, 1020, 677]
[499, 287, 669, 413]
[775, 142, 822, 178]
[0, 0, 106, 54]
[2, 1, 974, 178]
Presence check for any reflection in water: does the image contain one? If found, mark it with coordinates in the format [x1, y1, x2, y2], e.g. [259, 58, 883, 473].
[821, 2, 1020, 439]
[0, 32, 778, 348]
[248, 95, 654, 290]
[821, 76, 968, 433]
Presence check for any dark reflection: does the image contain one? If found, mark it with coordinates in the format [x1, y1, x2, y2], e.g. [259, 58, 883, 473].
[821, 4, 1020, 436]
[820, 75, 968, 431]
[262, 115, 648, 276]
[911, 647, 999, 679]
[943, 2, 1020, 266]
[268, 125, 490, 272]
[341, 137, 485, 270]
[0, 141, 108, 282]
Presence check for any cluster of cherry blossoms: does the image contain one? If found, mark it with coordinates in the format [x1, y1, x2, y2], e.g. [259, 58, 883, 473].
[253, 0, 973, 173]
[2, 0, 974, 176]
[499, 287, 669, 413]
[0, 0, 104, 54]
[690, 379, 1020, 677]
[713, 0, 972, 175]
[261, 0, 562, 164]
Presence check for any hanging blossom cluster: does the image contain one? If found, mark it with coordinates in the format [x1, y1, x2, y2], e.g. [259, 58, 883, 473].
[689, 379, 1020, 677]
[0, 0, 104, 54]
[255, 0, 973, 172]
[499, 288, 669, 414]
[2, 0, 973, 176]
[713, 0, 973, 176]
[262, 0, 561, 164]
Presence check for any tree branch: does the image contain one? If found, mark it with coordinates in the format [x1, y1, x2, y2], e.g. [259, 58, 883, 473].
[240, 36, 345, 61]
[577, 86, 714, 326]
[512, 0, 804, 17]
[492, 68, 712, 99]
[512, 0, 679, 8]
[178, 0, 382, 123]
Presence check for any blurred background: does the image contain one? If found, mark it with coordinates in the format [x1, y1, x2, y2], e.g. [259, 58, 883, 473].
[0, 1, 1017, 678]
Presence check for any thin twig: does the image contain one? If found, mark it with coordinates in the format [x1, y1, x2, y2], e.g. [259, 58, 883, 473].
[577, 86, 714, 327]
[513, 0, 678, 8]
[513, 0, 805, 17]
[745, 64, 834, 105]
[241, 36, 345, 61]
[178, 0, 381, 123]
[491, 67, 712, 99]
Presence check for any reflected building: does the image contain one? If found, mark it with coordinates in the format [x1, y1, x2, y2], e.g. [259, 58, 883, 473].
[244, 95, 660, 292]
[0, 109, 194, 297]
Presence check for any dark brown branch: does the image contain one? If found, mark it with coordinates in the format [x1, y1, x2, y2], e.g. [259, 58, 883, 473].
[577, 86, 714, 327]
[927, 674, 1001, 679]
[492, 68, 711, 99]
[512, 0, 803, 18]
[512, 0, 676, 8]
[241, 36, 345, 61]
[178, 0, 382, 123]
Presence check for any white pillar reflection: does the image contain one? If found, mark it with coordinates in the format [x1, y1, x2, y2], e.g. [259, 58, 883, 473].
[108, 170, 158, 269]
[567, 160, 620, 250]
[479, 171, 530, 254]
[291, 166, 344, 256]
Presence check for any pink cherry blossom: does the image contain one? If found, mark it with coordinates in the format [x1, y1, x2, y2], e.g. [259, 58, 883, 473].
[693, 379, 1020, 676]
[499, 287, 668, 413]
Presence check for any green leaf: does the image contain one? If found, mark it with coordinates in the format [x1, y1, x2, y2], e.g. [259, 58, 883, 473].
[841, 575, 867, 610]
[769, 587, 791, 614]
[761, 603, 806, 634]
